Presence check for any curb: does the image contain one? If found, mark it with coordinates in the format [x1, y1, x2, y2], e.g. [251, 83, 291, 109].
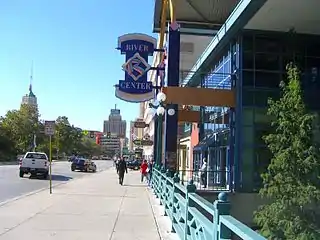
[0, 181, 66, 207]
[0, 162, 18, 166]
[0, 167, 112, 207]
[147, 187, 166, 240]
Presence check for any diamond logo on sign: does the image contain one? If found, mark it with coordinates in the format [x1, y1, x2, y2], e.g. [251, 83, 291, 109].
[115, 33, 156, 103]
[122, 53, 151, 81]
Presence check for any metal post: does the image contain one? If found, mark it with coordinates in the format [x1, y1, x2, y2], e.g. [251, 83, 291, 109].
[157, 114, 163, 166]
[49, 135, 52, 194]
[165, 21, 180, 173]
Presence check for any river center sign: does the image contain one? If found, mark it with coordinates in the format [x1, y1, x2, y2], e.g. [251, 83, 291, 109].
[115, 33, 156, 102]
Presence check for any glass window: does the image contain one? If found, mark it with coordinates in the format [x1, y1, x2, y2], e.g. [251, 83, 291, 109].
[242, 108, 254, 126]
[306, 57, 320, 70]
[242, 147, 254, 167]
[304, 88, 320, 111]
[255, 36, 281, 53]
[243, 52, 254, 69]
[255, 71, 281, 88]
[241, 146, 254, 191]
[257, 90, 280, 107]
[254, 90, 271, 107]
[242, 126, 254, 146]
[254, 108, 273, 123]
[253, 147, 271, 190]
[255, 53, 280, 71]
[243, 34, 253, 52]
[282, 54, 305, 72]
[242, 89, 255, 106]
[243, 70, 254, 87]
[306, 41, 320, 57]
[254, 124, 272, 147]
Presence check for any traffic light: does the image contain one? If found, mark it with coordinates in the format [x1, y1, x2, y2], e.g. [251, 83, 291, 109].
[107, 132, 111, 139]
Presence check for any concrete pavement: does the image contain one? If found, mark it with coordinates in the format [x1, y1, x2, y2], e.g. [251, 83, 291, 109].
[0, 161, 112, 203]
[0, 168, 178, 240]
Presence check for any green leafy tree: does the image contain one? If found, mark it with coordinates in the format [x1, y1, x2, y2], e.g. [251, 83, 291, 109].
[0, 104, 39, 153]
[76, 138, 101, 157]
[0, 124, 16, 161]
[254, 64, 320, 239]
[54, 116, 83, 155]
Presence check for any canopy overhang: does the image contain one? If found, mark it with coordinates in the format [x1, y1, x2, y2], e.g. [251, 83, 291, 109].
[245, 0, 320, 35]
[183, 0, 320, 87]
[153, 0, 240, 33]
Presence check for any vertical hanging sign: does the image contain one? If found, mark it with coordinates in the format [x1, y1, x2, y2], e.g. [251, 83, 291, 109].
[115, 33, 157, 102]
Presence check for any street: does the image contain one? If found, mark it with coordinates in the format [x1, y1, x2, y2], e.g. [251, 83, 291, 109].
[0, 160, 113, 204]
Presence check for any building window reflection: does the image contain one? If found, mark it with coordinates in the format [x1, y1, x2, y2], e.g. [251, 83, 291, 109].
[240, 31, 320, 192]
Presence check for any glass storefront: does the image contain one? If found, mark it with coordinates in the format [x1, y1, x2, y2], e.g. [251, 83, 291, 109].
[240, 31, 320, 192]
[193, 42, 239, 190]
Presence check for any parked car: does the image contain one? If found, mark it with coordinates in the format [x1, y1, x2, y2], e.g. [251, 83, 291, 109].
[71, 158, 97, 172]
[19, 152, 49, 178]
[127, 160, 142, 170]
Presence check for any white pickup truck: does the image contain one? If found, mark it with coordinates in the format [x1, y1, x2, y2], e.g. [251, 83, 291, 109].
[19, 152, 49, 178]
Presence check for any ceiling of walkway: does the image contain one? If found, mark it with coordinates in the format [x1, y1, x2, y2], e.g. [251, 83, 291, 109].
[245, 0, 320, 34]
[153, 0, 240, 31]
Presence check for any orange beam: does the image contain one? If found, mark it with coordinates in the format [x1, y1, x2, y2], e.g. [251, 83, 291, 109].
[178, 110, 199, 122]
[163, 87, 236, 107]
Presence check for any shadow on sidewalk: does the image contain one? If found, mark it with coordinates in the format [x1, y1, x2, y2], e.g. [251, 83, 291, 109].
[29, 174, 73, 181]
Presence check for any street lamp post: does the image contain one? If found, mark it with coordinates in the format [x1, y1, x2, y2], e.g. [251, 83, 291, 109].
[149, 92, 175, 168]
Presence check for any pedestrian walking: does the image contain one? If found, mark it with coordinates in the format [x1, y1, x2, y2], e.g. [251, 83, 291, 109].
[117, 158, 128, 185]
[140, 160, 148, 183]
[147, 160, 153, 186]
[199, 158, 207, 188]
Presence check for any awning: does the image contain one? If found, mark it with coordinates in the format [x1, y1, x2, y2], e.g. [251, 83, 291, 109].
[193, 133, 215, 152]
[153, 0, 240, 32]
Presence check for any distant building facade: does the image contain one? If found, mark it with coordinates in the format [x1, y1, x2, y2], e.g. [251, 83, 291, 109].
[21, 84, 38, 109]
[100, 133, 120, 155]
[103, 106, 126, 137]
[129, 118, 144, 151]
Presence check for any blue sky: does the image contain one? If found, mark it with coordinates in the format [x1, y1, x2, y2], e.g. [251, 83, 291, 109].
[0, 0, 156, 134]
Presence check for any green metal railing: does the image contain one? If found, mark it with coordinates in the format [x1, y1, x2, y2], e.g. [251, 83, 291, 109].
[151, 167, 266, 240]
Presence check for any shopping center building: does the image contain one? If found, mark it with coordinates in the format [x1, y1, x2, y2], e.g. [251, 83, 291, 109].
[144, 0, 320, 195]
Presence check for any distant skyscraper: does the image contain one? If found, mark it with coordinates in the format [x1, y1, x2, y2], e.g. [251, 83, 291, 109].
[21, 64, 38, 109]
[103, 105, 126, 137]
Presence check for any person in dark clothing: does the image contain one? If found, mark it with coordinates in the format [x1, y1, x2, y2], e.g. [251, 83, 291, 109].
[117, 158, 128, 185]
[147, 160, 153, 186]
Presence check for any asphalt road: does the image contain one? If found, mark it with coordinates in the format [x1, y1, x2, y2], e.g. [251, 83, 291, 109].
[0, 160, 114, 203]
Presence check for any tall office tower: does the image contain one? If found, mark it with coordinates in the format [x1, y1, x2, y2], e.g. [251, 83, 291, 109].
[103, 105, 126, 137]
[21, 66, 38, 109]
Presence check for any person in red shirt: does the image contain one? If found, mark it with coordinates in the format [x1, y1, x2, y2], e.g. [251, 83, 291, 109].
[140, 160, 148, 183]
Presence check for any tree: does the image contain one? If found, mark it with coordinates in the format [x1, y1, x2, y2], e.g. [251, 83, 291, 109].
[54, 116, 83, 155]
[76, 138, 102, 157]
[0, 104, 39, 153]
[0, 124, 16, 161]
[0, 110, 100, 160]
[254, 64, 320, 239]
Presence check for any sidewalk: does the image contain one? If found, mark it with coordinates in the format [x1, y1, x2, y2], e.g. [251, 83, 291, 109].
[0, 169, 178, 240]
